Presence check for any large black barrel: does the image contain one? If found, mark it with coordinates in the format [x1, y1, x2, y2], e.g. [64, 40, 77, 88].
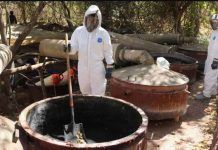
[18, 95, 148, 150]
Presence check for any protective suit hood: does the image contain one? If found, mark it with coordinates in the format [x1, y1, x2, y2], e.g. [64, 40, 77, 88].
[212, 14, 218, 20]
[83, 5, 102, 29]
[211, 14, 218, 30]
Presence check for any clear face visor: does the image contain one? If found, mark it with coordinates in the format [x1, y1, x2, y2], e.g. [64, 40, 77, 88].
[210, 19, 218, 30]
[85, 13, 99, 32]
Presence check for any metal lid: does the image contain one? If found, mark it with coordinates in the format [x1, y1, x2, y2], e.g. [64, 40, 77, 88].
[112, 64, 189, 86]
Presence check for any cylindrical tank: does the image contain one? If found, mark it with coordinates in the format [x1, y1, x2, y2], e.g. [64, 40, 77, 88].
[18, 95, 148, 150]
[177, 45, 207, 73]
[0, 44, 12, 74]
[125, 33, 195, 45]
[150, 52, 198, 83]
[109, 32, 175, 53]
[110, 64, 189, 121]
[39, 39, 78, 60]
[112, 43, 154, 66]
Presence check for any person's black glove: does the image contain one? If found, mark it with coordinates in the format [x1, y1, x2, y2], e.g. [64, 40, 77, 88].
[63, 43, 71, 52]
[105, 64, 114, 79]
[211, 59, 218, 70]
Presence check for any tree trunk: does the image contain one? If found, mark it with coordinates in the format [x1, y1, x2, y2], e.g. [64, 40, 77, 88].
[169, 1, 193, 34]
[18, 2, 27, 24]
[193, 6, 200, 37]
[10, 1, 47, 56]
[0, 8, 11, 96]
[0, 10, 9, 100]
[1, 60, 62, 75]
[61, 1, 74, 30]
[1, 2, 47, 96]
[174, 13, 183, 34]
[94, 2, 112, 30]
[125, 33, 195, 45]
[109, 31, 174, 53]
[0, 8, 7, 45]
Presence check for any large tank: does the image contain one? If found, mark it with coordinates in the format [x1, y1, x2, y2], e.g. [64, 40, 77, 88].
[18, 95, 148, 150]
[39, 39, 78, 60]
[110, 64, 189, 121]
[150, 52, 198, 83]
[177, 45, 207, 73]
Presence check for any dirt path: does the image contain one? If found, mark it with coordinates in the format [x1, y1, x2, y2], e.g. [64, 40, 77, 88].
[0, 116, 17, 150]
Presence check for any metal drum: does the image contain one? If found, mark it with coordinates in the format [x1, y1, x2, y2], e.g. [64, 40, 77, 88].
[17, 95, 148, 150]
[177, 44, 207, 72]
[110, 64, 189, 121]
[150, 52, 198, 83]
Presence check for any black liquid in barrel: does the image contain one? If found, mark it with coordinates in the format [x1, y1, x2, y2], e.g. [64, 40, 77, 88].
[27, 96, 142, 143]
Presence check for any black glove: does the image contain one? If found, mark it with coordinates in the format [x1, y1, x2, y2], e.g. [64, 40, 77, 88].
[211, 59, 218, 70]
[105, 64, 114, 79]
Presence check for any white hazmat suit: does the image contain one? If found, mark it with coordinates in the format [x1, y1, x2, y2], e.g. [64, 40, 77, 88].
[69, 5, 114, 95]
[202, 14, 218, 98]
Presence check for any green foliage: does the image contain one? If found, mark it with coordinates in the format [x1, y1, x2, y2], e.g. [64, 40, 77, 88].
[3, 1, 218, 37]
[183, 2, 201, 36]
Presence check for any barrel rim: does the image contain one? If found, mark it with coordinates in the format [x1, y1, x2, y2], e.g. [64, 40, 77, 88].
[19, 94, 148, 148]
[150, 52, 199, 64]
[111, 77, 188, 93]
[177, 46, 207, 53]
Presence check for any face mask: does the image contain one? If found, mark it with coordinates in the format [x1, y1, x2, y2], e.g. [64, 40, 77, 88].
[85, 14, 99, 32]
[210, 20, 218, 30]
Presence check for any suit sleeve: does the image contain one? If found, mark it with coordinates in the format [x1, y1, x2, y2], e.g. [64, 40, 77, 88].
[69, 29, 79, 55]
[103, 31, 114, 65]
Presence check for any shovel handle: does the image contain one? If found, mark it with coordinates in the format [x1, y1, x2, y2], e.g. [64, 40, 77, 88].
[65, 33, 74, 108]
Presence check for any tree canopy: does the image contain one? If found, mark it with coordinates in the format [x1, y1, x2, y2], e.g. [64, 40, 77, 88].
[1, 1, 218, 37]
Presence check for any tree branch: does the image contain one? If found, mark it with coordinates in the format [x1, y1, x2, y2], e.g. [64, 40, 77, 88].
[10, 1, 47, 56]
[61, 1, 74, 29]
[180, 1, 193, 12]
[1, 60, 63, 76]
[0, 8, 8, 45]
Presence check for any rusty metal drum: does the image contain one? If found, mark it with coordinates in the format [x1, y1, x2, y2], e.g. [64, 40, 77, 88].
[110, 64, 189, 121]
[177, 45, 207, 73]
[150, 52, 198, 83]
[18, 95, 148, 150]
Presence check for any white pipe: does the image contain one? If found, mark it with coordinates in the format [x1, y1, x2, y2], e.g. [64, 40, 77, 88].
[0, 44, 12, 74]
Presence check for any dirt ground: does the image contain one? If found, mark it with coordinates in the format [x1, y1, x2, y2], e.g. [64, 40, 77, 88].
[0, 75, 216, 150]
[146, 78, 216, 150]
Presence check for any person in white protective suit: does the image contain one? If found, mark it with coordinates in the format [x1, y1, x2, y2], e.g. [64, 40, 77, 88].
[196, 14, 218, 100]
[68, 5, 114, 95]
